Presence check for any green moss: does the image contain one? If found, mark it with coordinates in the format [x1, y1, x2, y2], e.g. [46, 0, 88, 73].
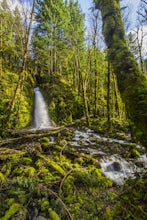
[7, 198, 15, 206]
[38, 154, 66, 176]
[55, 145, 62, 151]
[112, 178, 147, 219]
[1, 203, 21, 220]
[41, 142, 49, 149]
[74, 157, 84, 165]
[48, 208, 60, 220]
[62, 176, 75, 193]
[71, 166, 112, 189]
[64, 130, 74, 140]
[130, 148, 140, 158]
[41, 137, 50, 150]
[23, 166, 36, 176]
[12, 166, 36, 177]
[41, 137, 50, 143]
[125, 143, 140, 158]
[0, 172, 5, 183]
[21, 157, 32, 165]
[41, 200, 49, 211]
[36, 160, 57, 182]
[5, 162, 12, 177]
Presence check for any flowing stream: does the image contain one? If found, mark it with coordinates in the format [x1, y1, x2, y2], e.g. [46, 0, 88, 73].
[34, 87, 52, 129]
[68, 129, 146, 185]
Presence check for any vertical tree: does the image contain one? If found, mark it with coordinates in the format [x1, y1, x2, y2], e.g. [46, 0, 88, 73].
[107, 59, 111, 130]
[89, 8, 101, 117]
[65, 0, 85, 90]
[33, 0, 71, 77]
[87, 5, 108, 118]
[94, 0, 147, 145]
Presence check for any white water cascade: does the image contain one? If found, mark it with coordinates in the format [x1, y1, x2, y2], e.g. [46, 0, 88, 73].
[34, 87, 52, 129]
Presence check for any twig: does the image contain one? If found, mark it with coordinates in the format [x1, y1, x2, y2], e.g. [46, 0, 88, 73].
[59, 167, 87, 197]
[39, 184, 73, 220]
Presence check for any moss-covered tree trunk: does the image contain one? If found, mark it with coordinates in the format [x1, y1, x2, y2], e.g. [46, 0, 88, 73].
[95, 0, 147, 146]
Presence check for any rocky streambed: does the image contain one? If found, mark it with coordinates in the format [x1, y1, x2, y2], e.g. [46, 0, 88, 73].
[62, 128, 147, 185]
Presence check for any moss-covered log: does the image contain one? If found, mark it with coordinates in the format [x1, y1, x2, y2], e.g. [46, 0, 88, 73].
[95, 0, 147, 146]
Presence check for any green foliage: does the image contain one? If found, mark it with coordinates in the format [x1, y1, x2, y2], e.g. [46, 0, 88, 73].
[38, 154, 66, 176]
[21, 157, 32, 165]
[125, 143, 140, 158]
[0, 69, 33, 135]
[72, 166, 112, 189]
[41, 200, 49, 211]
[112, 178, 147, 219]
[48, 208, 61, 220]
[1, 203, 21, 220]
[43, 73, 84, 124]
[41, 137, 50, 143]
[0, 172, 5, 183]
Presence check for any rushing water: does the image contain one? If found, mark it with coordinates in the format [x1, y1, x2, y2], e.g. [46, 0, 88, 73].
[100, 155, 137, 185]
[69, 129, 146, 185]
[34, 87, 52, 129]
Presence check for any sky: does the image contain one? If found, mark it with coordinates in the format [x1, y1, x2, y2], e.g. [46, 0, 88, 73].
[78, 0, 146, 57]
[78, 0, 140, 29]
[0, 0, 141, 27]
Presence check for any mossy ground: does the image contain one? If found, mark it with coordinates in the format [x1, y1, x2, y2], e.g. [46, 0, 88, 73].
[0, 126, 146, 219]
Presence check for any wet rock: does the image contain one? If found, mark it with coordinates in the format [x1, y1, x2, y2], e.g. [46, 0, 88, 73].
[106, 161, 122, 172]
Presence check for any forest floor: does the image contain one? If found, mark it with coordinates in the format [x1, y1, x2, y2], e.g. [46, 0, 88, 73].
[0, 122, 147, 219]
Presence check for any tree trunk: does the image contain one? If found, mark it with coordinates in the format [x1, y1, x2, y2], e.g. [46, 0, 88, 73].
[107, 60, 111, 131]
[76, 50, 90, 126]
[95, 0, 147, 146]
[0, 15, 2, 76]
[112, 71, 121, 119]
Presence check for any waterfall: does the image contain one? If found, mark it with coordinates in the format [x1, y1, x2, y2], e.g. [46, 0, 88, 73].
[34, 87, 52, 129]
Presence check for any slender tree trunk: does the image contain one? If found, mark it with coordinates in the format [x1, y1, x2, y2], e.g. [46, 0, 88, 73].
[95, 0, 147, 145]
[76, 50, 90, 126]
[0, 57, 2, 76]
[82, 79, 90, 126]
[107, 60, 111, 131]
[112, 71, 121, 118]
[135, 27, 144, 74]
[0, 16, 2, 76]
[94, 47, 98, 117]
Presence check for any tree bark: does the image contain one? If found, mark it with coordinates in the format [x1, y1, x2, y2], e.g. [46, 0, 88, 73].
[0, 14, 3, 76]
[95, 0, 147, 146]
[107, 60, 111, 131]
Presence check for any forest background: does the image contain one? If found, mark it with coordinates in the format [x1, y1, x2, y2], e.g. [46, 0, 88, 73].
[0, 0, 146, 142]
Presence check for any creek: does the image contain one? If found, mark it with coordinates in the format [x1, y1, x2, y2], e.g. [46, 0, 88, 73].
[67, 128, 147, 185]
